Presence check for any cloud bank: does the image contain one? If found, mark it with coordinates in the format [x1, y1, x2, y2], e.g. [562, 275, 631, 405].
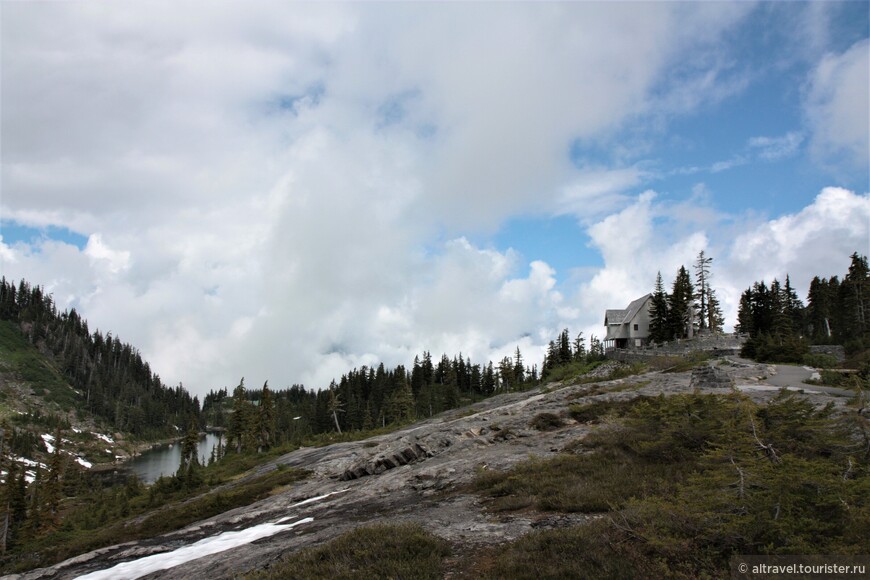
[1, 3, 867, 396]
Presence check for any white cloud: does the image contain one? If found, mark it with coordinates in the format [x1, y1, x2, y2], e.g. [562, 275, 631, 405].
[805, 39, 870, 171]
[725, 187, 870, 291]
[84, 234, 130, 275]
[747, 131, 804, 161]
[569, 187, 869, 344]
[11, 3, 860, 399]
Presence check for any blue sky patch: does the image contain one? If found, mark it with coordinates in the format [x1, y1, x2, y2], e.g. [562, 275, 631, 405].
[0, 220, 88, 251]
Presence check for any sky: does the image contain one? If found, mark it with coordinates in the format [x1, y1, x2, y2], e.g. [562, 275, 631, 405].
[1, 2, 868, 398]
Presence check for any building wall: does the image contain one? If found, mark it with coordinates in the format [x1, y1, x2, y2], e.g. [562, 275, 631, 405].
[606, 324, 629, 341]
[628, 299, 651, 340]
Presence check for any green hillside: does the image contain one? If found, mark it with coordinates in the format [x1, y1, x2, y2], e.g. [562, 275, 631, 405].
[0, 319, 79, 416]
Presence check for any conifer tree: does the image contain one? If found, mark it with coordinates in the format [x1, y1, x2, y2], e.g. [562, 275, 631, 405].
[178, 415, 201, 486]
[513, 346, 525, 387]
[668, 266, 695, 339]
[6, 465, 27, 549]
[327, 385, 344, 434]
[694, 251, 713, 330]
[707, 288, 725, 333]
[649, 271, 670, 343]
[558, 329, 572, 364]
[572, 333, 586, 361]
[807, 276, 835, 342]
[228, 378, 249, 453]
[258, 381, 275, 451]
[840, 252, 869, 344]
[482, 362, 496, 396]
[588, 335, 604, 359]
[42, 427, 64, 530]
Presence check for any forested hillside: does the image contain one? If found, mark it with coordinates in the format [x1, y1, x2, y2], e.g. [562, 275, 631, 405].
[0, 278, 199, 437]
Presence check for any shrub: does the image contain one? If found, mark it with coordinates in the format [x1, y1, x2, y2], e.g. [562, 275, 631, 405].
[471, 390, 870, 576]
[802, 353, 839, 369]
[568, 397, 646, 424]
[248, 522, 450, 579]
[528, 412, 564, 431]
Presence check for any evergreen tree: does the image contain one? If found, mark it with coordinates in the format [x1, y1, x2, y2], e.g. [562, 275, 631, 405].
[558, 329, 572, 364]
[694, 251, 713, 330]
[668, 266, 695, 339]
[327, 385, 344, 434]
[839, 252, 870, 345]
[178, 415, 201, 486]
[6, 465, 27, 549]
[513, 347, 525, 387]
[649, 271, 670, 343]
[42, 428, 64, 530]
[707, 288, 725, 333]
[807, 276, 835, 342]
[588, 335, 604, 360]
[482, 362, 496, 396]
[542, 340, 558, 379]
[782, 275, 805, 335]
[572, 333, 586, 362]
[257, 381, 275, 451]
[228, 378, 250, 453]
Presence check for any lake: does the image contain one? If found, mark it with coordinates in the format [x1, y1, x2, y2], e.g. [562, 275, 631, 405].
[126, 432, 224, 483]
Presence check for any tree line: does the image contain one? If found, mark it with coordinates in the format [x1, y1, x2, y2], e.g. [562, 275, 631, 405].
[736, 252, 869, 361]
[202, 347, 549, 452]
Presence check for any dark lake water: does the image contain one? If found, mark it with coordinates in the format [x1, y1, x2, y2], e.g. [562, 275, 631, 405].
[126, 432, 224, 483]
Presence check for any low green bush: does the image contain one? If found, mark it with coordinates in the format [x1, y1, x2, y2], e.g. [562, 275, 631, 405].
[567, 397, 646, 423]
[802, 353, 839, 369]
[469, 390, 870, 577]
[248, 522, 450, 579]
[528, 412, 564, 431]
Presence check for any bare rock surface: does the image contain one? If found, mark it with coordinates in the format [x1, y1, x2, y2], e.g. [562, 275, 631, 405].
[7, 357, 856, 580]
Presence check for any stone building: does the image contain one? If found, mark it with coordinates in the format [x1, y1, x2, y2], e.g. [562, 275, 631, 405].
[604, 294, 652, 350]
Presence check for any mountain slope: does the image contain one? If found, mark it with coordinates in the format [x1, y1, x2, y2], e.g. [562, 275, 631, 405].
[14, 356, 868, 579]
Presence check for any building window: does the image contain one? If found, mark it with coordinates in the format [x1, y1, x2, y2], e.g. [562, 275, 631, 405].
[633, 324, 638, 331]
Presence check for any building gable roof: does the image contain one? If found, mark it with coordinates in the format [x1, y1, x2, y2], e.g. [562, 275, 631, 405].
[604, 294, 651, 326]
[605, 309, 628, 325]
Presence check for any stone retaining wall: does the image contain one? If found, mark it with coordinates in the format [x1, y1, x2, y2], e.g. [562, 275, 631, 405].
[606, 333, 747, 363]
[808, 344, 846, 363]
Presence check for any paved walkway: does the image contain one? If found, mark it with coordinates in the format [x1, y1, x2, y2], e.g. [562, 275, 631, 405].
[727, 356, 856, 398]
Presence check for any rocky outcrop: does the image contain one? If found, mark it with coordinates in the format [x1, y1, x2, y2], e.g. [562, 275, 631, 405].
[340, 442, 431, 480]
[690, 364, 734, 389]
[13, 355, 853, 580]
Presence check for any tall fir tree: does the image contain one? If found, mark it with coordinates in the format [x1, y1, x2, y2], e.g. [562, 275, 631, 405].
[706, 288, 725, 333]
[649, 271, 670, 343]
[258, 381, 275, 451]
[694, 251, 713, 330]
[668, 266, 695, 339]
[839, 252, 869, 344]
[228, 378, 250, 453]
[807, 276, 835, 342]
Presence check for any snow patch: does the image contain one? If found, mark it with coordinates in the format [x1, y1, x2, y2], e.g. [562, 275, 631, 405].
[41, 434, 55, 454]
[288, 489, 351, 509]
[92, 432, 114, 444]
[75, 457, 93, 469]
[74, 517, 314, 580]
[11, 455, 47, 470]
